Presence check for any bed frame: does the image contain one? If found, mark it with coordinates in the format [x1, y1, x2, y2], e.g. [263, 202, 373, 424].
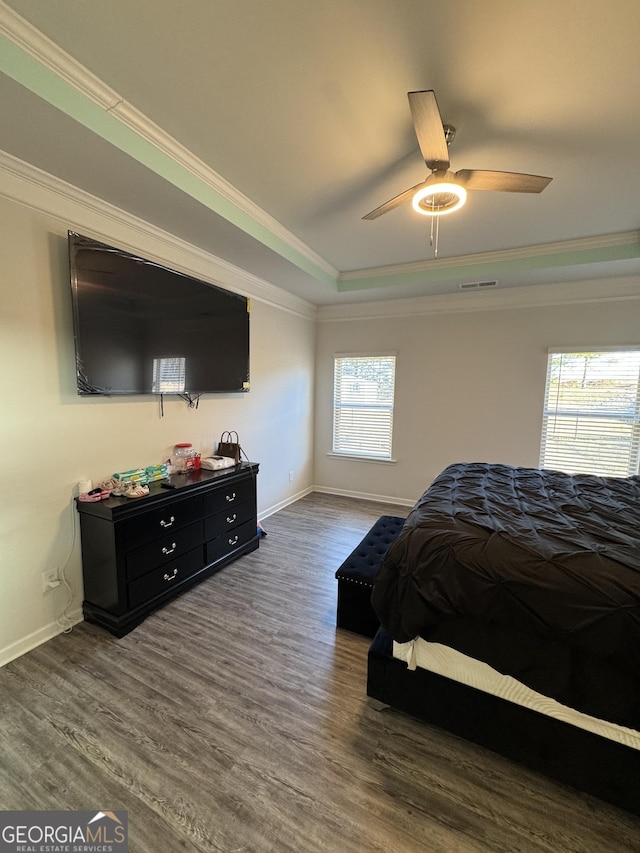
[367, 628, 640, 817]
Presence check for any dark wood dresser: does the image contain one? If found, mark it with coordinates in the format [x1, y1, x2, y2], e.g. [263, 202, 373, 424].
[76, 463, 259, 636]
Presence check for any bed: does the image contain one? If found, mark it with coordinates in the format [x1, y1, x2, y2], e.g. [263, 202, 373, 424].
[368, 462, 640, 815]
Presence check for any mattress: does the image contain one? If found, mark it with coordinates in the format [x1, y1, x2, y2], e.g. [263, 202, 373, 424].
[393, 637, 640, 751]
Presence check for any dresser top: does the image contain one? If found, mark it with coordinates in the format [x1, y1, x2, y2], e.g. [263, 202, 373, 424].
[76, 462, 259, 522]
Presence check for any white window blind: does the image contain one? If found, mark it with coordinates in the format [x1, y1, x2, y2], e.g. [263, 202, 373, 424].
[540, 350, 640, 477]
[333, 355, 396, 459]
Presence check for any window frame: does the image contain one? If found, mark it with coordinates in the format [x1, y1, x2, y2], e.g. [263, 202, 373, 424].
[539, 347, 640, 477]
[330, 352, 397, 463]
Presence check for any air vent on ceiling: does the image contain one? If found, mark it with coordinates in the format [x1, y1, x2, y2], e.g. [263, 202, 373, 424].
[458, 280, 499, 291]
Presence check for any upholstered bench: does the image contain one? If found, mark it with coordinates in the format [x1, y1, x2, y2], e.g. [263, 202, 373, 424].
[335, 515, 406, 638]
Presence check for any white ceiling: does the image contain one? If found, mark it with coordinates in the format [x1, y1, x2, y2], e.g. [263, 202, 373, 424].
[1, 0, 639, 306]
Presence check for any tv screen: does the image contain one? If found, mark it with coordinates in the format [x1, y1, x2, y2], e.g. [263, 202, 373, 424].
[68, 232, 250, 395]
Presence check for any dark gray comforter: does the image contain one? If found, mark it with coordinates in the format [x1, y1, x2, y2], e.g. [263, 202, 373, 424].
[371, 462, 640, 728]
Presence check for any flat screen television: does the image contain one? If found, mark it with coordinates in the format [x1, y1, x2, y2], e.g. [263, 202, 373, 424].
[68, 231, 250, 396]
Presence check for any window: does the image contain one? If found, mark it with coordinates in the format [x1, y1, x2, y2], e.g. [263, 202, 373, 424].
[540, 349, 640, 477]
[333, 354, 396, 459]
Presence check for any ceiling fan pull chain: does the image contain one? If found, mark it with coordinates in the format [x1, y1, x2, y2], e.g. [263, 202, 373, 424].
[428, 198, 440, 258]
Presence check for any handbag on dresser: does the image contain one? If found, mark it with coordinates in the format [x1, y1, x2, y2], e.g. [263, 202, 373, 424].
[217, 430, 242, 463]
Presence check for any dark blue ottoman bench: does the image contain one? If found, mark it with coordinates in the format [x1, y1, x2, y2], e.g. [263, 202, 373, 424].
[335, 515, 406, 638]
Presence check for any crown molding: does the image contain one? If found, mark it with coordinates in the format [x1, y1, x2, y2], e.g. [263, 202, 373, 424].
[0, 1, 338, 285]
[0, 149, 317, 321]
[339, 231, 640, 281]
[317, 275, 640, 322]
[4, 146, 637, 326]
[0, 1, 121, 108]
[109, 99, 338, 281]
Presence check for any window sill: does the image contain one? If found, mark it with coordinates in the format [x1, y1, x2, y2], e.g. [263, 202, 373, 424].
[327, 452, 396, 464]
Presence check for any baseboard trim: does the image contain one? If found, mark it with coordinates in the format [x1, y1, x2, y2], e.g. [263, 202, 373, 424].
[258, 486, 315, 521]
[0, 609, 84, 668]
[259, 486, 414, 521]
[312, 485, 415, 507]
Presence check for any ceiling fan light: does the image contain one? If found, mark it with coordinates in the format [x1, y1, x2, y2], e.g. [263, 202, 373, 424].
[412, 182, 467, 216]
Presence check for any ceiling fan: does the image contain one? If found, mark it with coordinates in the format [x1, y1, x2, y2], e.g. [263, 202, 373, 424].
[363, 90, 552, 222]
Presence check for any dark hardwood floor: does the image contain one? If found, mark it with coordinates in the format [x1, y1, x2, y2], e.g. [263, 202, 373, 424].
[1, 493, 640, 852]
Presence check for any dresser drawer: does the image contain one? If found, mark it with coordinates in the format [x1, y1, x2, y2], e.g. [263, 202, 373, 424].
[206, 518, 256, 565]
[125, 521, 204, 581]
[121, 495, 203, 550]
[127, 547, 204, 609]
[203, 477, 254, 516]
[204, 500, 253, 541]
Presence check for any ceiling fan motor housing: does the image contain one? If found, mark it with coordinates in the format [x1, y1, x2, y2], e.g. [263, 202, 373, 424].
[413, 170, 467, 215]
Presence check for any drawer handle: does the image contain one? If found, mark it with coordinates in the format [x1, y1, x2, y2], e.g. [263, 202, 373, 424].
[228, 535, 239, 546]
[225, 492, 236, 503]
[163, 568, 178, 581]
[162, 543, 177, 555]
[226, 513, 237, 524]
[160, 516, 176, 528]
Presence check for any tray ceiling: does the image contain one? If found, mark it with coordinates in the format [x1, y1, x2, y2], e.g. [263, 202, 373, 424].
[1, 0, 639, 305]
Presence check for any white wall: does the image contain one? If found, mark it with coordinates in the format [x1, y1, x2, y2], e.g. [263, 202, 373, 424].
[0, 172, 316, 665]
[315, 290, 640, 505]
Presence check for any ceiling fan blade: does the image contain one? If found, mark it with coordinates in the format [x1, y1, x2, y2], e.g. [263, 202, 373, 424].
[362, 181, 430, 220]
[455, 169, 552, 193]
[408, 90, 450, 171]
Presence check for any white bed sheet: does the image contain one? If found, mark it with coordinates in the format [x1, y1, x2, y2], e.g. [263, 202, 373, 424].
[393, 638, 640, 751]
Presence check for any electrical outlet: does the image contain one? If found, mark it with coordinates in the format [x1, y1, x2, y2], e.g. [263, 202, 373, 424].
[42, 569, 60, 593]
[289, 470, 294, 482]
